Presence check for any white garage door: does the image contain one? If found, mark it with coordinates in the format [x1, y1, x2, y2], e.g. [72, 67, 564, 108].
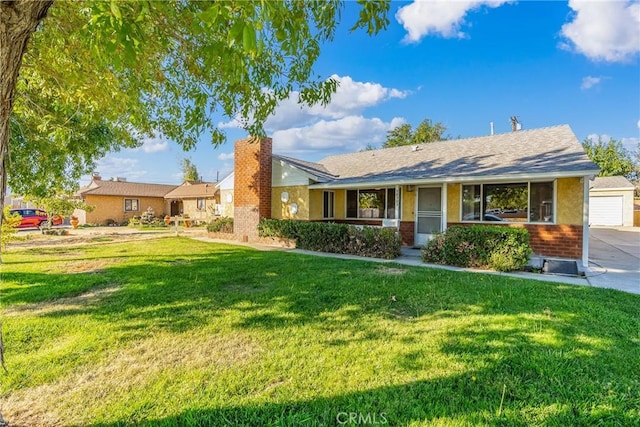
[590, 196, 623, 226]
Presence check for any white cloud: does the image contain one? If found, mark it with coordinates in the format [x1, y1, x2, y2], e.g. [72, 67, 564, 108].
[140, 134, 169, 153]
[561, 0, 640, 62]
[265, 75, 409, 131]
[637, 119, 640, 129]
[217, 76, 410, 156]
[95, 157, 147, 181]
[272, 115, 403, 154]
[581, 75, 603, 90]
[395, 0, 511, 42]
[218, 75, 410, 132]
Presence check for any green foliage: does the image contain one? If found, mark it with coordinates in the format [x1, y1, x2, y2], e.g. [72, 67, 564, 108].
[582, 136, 638, 179]
[181, 158, 200, 182]
[422, 225, 532, 272]
[207, 217, 233, 233]
[2, 1, 390, 198]
[1, 206, 22, 248]
[258, 219, 401, 259]
[24, 195, 94, 218]
[1, 238, 639, 425]
[485, 185, 528, 211]
[383, 118, 448, 148]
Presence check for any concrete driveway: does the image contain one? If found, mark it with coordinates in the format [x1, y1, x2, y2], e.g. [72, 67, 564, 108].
[588, 227, 640, 294]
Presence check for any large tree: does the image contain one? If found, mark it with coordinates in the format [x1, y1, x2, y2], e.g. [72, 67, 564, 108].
[582, 136, 637, 179]
[383, 118, 448, 148]
[0, 0, 390, 233]
[0, 0, 391, 378]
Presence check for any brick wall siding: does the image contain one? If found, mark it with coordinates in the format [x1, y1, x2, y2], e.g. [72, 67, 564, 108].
[399, 221, 414, 247]
[233, 137, 272, 240]
[448, 222, 583, 260]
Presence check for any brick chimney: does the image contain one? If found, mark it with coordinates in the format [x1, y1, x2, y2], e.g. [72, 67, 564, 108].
[233, 136, 272, 240]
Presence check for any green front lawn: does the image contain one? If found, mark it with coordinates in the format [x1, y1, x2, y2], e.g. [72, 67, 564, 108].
[1, 237, 638, 426]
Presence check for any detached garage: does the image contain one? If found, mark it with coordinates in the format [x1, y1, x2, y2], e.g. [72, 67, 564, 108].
[589, 176, 635, 227]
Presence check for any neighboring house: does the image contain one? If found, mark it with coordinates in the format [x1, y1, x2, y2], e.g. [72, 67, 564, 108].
[75, 176, 177, 225]
[164, 181, 219, 221]
[216, 172, 235, 218]
[225, 125, 600, 266]
[589, 176, 635, 227]
[3, 194, 37, 209]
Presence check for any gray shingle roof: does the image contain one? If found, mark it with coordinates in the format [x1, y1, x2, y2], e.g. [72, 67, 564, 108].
[590, 176, 635, 190]
[78, 180, 177, 197]
[314, 125, 599, 186]
[164, 182, 218, 199]
[272, 154, 336, 181]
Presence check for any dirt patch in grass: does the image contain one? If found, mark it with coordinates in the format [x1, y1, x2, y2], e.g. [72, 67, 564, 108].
[1, 332, 259, 426]
[41, 258, 120, 275]
[376, 266, 407, 276]
[5, 228, 189, 250]
[4, 284, 121, 317]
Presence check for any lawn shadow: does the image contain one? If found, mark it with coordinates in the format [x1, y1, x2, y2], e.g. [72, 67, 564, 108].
[3, 239, 639, 426]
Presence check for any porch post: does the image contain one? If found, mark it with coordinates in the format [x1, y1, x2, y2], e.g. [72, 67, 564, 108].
[582, 176, 590, 268]
[395, 185, 400, 230]
[441, 183, 448, 232]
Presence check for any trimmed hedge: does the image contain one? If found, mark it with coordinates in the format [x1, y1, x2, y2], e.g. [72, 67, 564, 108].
[422, 225, 532, 272]
[207, 217, 233, 233]
[258, 219, 401, 259]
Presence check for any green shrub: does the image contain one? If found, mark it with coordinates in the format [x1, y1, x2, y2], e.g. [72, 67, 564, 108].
[207, 217, 233, 233]
[1, 206, 22, 248]
[422, 225, 532, 272]
[258, 219, 401, 259]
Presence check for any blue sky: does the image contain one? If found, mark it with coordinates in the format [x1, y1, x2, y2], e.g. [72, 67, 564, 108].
[88, 0, 640, 185]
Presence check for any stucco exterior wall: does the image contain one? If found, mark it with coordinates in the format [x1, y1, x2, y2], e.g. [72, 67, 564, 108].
[219, 189, 234, 218]
[83, 195, 167, 225]
[308, 189, 323, 220]
[272, 185, 310, 220]
[557, 177, 583, 225]
[334, 189, 346, 220]
[447, 183, 460, 223]
[180, 198, 216, 222]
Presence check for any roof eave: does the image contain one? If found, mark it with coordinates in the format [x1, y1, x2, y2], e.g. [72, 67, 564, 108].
[590, 187, 635, 192]
[309, 169, 600, 189]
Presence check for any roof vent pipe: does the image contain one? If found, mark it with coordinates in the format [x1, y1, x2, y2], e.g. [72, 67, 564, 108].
[490, 121, 494, 135]
[510, 116, 521, 132]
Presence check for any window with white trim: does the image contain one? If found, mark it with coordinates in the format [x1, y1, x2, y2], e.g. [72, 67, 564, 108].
[461, 181, 554, 223]
[124, 199, 139, 212]
[197, 198, 206, 210]
[346, 188, 401, 219]
[323, 191, 335, 219]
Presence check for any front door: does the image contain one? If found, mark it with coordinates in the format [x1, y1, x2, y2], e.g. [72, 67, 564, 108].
[415, 187, 442, 247]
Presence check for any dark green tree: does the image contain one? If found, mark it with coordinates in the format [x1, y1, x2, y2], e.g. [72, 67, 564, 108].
[383, 119, 448, 148]
[582, 137, 636, 179]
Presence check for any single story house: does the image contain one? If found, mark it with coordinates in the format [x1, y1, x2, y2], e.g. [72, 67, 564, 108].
[222, 125, 599, 266]
[75, 175, 177, 225]
[588, 176, 635, 227]
[164, 181, 219, 221]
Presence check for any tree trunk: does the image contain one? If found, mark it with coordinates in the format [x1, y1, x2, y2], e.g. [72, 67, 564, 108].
[0, 0, 54, 391]
[1, 0, 53, 261]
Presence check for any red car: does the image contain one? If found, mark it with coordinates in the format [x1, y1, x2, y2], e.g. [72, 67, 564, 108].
[9, 208, 63, 228]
